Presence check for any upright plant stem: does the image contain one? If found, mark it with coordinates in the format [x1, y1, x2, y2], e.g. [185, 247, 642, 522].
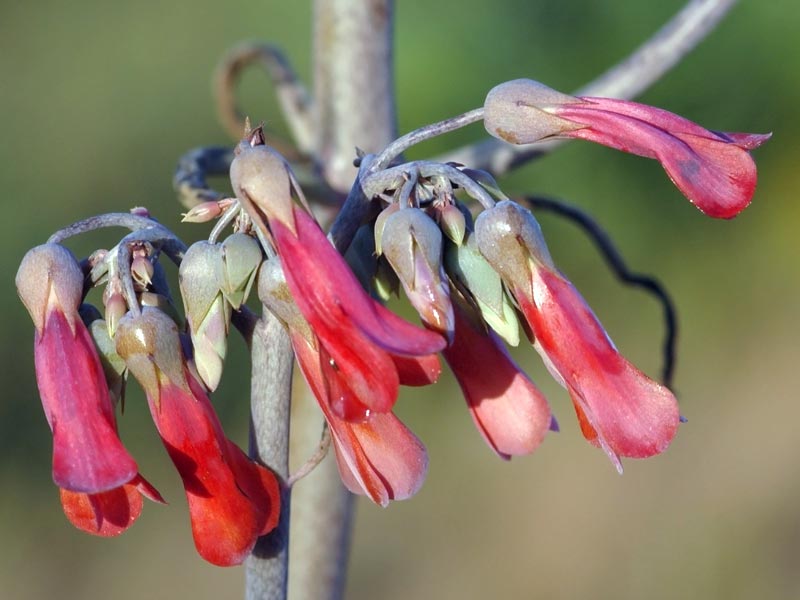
[246, 310, 294, 600]
[281, 2, 398, 600]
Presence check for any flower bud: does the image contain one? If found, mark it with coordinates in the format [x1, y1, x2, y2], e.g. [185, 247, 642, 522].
[179, 241, 230, 391]
[16, 244, 84, 333]
[445, 232, 520, 346]
[381, 208, 454, 336]
[437, 203, 467, 246]
[484, 79, 584, 145]
[217, 233, 262, 309]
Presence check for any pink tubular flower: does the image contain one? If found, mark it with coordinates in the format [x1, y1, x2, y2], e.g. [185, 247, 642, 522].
[16, 244, 140, 494]
[484, 79, 770, 218]
[17, 244, 165, 539]
[231, 142, 447, 421]
[115, 308, 280, 566]
[292, 330, 430, 506]
[476, 201, 680, 471]
[443, 302, 553, 459]
[258, 259, 433, 505]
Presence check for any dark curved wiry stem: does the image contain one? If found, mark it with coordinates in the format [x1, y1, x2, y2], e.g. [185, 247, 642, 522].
[522, 195, 677, 388]
[439, 0, 739, 176]
[215, 42, 314, 154]
[173, 146, 234, 210]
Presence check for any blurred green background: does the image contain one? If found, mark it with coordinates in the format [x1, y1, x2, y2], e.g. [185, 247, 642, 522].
[2, 0, 797, 598]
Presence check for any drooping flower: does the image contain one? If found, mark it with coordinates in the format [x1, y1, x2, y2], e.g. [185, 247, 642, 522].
[484, 78, 770, 218]
[442, 299, 553, 459]
[16, 244, 162, 535]
[258, 258, 433, 506]
[231, 137, 447, 421]
[115, 308, 280, 566]
[475, 201, 680, 471]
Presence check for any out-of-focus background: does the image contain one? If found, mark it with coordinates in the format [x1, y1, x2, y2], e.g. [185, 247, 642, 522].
[1, 1, 797, 598]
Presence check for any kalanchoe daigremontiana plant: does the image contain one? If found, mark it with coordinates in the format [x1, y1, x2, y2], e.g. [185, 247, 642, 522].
[15, 3, 770, 594]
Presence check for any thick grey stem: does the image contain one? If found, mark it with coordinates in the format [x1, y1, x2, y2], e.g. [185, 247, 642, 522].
[313, 0, 396, 192]
[283, 1, 397, 599]
[246, 310, 294, 600]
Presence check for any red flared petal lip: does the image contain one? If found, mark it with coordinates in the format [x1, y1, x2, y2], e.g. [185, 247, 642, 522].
[556, 98, 766, 219]
[518, 267, 680, 467]
[291, 332, 428, 506]
[60, 480, 142, 537]
[328, 411, 429, 507]
[443, 305, 551, 459]
[35, 311, 138, 493]
[148, 375, 280, 566]
[272, 208, 446, 356]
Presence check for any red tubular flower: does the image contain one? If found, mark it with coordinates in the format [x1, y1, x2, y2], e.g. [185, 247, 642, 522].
[17, 244, 139, 493]
[443, 302, 552, 459]
[476, 201, 680, 471]
[484, 79, 770, 218]
[292, 331, 429, 506]
[258, 260, 432, 505]
[115, 309, 280, 566]
[231, 143, 446, 421]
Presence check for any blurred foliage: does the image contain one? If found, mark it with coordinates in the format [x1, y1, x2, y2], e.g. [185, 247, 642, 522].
[1, 0, 798, 599]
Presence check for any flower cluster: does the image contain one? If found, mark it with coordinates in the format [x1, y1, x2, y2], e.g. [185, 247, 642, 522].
[16, 77, 767, 559]
[16, 243, 279, 566]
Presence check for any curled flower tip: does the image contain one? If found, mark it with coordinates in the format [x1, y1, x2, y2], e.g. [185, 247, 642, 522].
[484, 79, 770, 218]
[17, 244, 84, 333]
[381, 208, 455, 338]
[443, 302, 551, 459]
[115, 307, 189, 401]
[179, 241, 230, 391]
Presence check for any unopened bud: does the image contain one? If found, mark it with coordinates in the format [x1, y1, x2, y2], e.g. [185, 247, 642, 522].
[445, 232, 520, 346]
[17, 244, 84, 333]
[484, 79, 584, 145]
[438, 203, 467, 246]
[131, 256, 154, 289]
[217, 233, 262, 309]
[103, 292, 128, 338]
[181, 198, 235, 223]
[179, 241, 230, 391]
[381, 208, 454, 336]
